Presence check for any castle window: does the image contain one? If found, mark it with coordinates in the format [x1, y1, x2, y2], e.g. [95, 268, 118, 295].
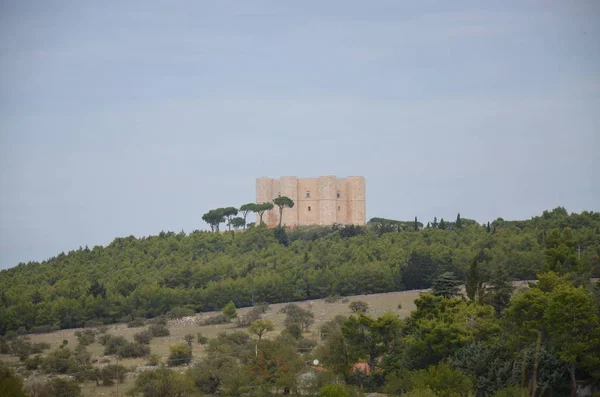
[337, 191, 341, 198]
[308, 206, 311, 211]
[306, 191, 311, 198]
[338, 206, 341, 211]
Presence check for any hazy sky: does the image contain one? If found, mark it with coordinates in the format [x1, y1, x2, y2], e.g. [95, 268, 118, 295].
[0, 1, 598, 269]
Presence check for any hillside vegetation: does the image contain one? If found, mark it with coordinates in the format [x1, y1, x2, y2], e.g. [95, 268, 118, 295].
[0, 207, 599, 335]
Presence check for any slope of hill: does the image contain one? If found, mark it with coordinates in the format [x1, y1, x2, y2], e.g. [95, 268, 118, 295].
[0, 207, 598, 335]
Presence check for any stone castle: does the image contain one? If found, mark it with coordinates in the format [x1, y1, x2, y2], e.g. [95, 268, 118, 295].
[256, 176, 366, 227]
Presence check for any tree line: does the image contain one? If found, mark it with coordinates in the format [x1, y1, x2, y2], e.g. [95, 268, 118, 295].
[202, 195, 295, 231]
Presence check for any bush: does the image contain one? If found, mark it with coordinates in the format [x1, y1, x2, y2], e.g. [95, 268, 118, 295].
[282, 304, 315, 331]
[24, 355, 43, 370]
[168, 306, 195, 319]
[222, 300, 237, 320]
[98, 333, 113, 346]
[320, 384, 349, 397]
[117, 342, 150, 358]
[197, 333, 208, 345]
[149, 324, 170, 337]
[127, 317, 147, 328]
[341, 297, 350, 303]
[184, 334, 195, 347]
[349, 300, 369, 313]
[75, 329, 96, 346]
[90, 364, 127, 386]
[236, 306, 263, 327]
[147, 354, 160, 366]
[199, 314, 229, 326]
[324, 295, 341, 303]
[103, 336, 127, 355]
[97, 325, 109, 334]
[133, 330, 153, 345]
[167, 343, 192, 366]
[256, 303, 271, 313]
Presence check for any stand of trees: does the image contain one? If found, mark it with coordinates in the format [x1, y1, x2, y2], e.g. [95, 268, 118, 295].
[0, 207, 599, 337]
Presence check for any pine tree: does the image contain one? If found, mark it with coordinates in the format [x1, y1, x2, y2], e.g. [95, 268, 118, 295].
[414, 216, 419, 231]
[486, 222, 491, 233]
[486, 266, 514, 314]
[433, 217, 438, 228]
[439, 218, 446, 230]
[426, 222, 431, 228]
[456, 213, 462, 229]
[432, 272, 461, 298]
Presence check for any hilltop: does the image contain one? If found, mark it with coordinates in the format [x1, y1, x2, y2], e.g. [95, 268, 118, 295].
[0, 207, 599, 335]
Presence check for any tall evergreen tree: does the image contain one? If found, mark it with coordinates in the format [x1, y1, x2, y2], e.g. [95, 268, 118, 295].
[432, 272, 461, 298]
[432, 217, 438, 228]
[414, 216, 419, 231]
[439, 218, 446, 230]
[456, 213, 462, 229]
[486, 222, 491, 233]
[465, 257, 485, 302]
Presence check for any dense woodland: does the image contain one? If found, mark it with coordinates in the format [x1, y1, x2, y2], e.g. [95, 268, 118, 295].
[0, 207, 599, 335]
[1, 207, 600, 396]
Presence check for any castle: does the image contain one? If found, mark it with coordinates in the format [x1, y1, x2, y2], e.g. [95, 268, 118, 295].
[256, 176, 366, 227]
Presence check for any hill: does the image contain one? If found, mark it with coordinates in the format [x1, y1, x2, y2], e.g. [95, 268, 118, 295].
[1, 207, 599, 335]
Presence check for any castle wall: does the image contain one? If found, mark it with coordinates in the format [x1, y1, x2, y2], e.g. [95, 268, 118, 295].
[256, 176, 366, 227]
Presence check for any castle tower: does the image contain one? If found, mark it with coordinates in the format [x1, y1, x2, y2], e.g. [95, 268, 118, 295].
[318, 175, 337, 225]
[347, 176, 366, 225]
[280, 176, 298, 226]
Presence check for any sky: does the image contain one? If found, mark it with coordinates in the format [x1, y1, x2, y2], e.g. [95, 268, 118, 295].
[0, 1, 599, 269]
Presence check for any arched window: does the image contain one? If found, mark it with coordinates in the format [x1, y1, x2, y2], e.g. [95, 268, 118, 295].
[306, 191, 311, 198]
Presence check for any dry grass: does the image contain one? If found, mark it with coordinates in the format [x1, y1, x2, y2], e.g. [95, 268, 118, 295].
[1, 290, 424, 396]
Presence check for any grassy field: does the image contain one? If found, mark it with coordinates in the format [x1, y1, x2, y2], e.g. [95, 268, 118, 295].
[3, 290, 424, 396]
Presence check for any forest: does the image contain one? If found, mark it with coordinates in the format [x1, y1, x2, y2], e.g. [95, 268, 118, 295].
[0, 206, 598, 336]
[0, 207, 600, 396]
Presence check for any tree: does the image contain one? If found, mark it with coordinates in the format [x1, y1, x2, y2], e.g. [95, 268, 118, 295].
[432, 217, 438, 228]
[239, 203, 257, 229]
[409, 362, 474, 397]
[273, 195, 295, 227]
[439, 218, 446, 230]
[202, 208, 225, 232]
[184, 334, 195, 348]
[544, 284, 600, 396]
[432, 272, 461, 298]
[465, 257, 485, 302]
[414, 216, 419, 231]
[249, 319, 274, 356]
[222, 300, 237, 320]
[255, 202, 274, 225]
[485, 266, 514, 314]
[222, 207, 238, 231]
[456, 213, 462, 229]
[230, 217, 245, 230]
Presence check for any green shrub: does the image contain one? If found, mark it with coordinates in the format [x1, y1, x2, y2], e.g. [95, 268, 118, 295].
[197, 333, 208, 345]
[30, 325, 57, 334]
[133, 330, 153, 345]
[127, 317, 147, 328]
[167, 343, 192, 366]
[149, 324, 170, 337]
[75, 329, 96, 346]
[103, 336, 127, 355]
[319, 384, 349, 397]
[98, 333, 113, 345]
[349, 300, 369, 313]
[117, 342, 150, 358]
[222, 301, 237, 320]
[150, 315, 168, 325]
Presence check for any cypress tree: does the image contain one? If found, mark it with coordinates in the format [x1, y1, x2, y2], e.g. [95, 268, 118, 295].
[456, 213, 462, 229]
[439, 218, 446, 230]
[414, 216, 419, 231]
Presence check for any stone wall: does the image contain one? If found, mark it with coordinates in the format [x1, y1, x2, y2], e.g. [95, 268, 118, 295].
[256, 176, 366, 227]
